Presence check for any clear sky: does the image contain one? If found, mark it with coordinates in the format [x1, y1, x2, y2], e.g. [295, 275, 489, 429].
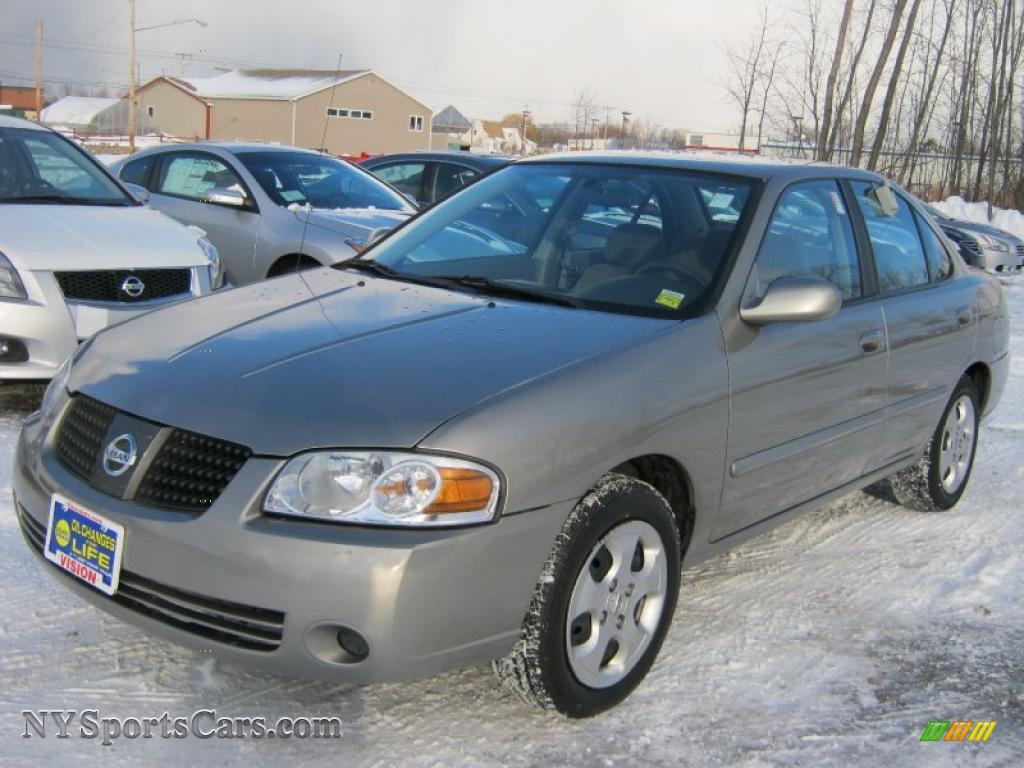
[0, 0, 778, 133]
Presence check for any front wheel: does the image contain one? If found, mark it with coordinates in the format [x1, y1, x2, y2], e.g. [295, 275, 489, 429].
[891, 376, 980, 512]
[493, 474, 680, 717]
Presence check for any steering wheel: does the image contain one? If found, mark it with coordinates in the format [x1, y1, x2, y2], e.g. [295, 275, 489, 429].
[636, 261, 704, 285]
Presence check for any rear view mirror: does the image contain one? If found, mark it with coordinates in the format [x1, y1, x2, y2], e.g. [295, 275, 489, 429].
[123, 182, 150, 203]
[740, 276, 842, 325]
[202, 187, 247, 208]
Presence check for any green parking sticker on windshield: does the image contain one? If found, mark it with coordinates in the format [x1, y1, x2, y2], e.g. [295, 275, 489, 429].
[655, 289, 685, 309]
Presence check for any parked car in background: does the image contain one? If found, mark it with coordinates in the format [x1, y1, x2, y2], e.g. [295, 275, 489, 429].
[16, 155, 1007, 717]
[0, 115, 221, 381]
[110, 143, 416, 285]
[361, 151, 509, 208]
[924, 204, 1024, 275]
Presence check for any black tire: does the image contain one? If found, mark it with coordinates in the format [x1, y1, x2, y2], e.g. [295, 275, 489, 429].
[493, 474, 680, 717]
[891, 376, 980, 512]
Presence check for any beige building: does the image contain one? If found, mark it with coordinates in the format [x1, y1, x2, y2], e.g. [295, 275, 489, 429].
[133, 69, 433, 155]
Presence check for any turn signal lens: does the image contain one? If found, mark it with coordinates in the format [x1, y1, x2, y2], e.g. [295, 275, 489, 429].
[426, 468, 496, 514]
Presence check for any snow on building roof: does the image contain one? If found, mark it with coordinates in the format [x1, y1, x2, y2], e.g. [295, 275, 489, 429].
[178, 68, 370, 100]
[40, 96, 120, 126]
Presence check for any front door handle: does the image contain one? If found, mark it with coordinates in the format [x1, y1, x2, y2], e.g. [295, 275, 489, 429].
[956, 306, 973, 327]
[860, 329, 884, 355]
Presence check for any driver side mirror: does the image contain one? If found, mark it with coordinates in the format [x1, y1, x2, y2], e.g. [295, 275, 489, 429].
[123, 182, 150, 203]
[202, 187, 247, 208]
[740, 276, 842, 325]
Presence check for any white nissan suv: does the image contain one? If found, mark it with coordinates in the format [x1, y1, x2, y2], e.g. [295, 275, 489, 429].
[0, 115, 223, 380]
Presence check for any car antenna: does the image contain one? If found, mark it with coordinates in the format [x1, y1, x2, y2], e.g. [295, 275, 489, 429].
[296, 52, 345, 281]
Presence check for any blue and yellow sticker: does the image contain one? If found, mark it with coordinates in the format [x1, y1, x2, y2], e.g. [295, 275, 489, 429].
[44, 494, 125, 596]
[655, 289, 685, 309]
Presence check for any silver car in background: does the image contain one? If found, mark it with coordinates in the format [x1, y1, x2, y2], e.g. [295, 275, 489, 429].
[15, 155, 1009, 717]
[0, 115, 221, 380]
[110, 143, 415, 285]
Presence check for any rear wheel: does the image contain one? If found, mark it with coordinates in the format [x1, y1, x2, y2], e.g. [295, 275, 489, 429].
[493, 474, 680, 717]
[891, 376, 980, 512]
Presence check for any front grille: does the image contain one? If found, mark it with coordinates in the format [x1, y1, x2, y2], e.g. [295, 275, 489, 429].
[135, 429, 252, 511]
[961, 239, 982, 260]
[55, 395, 116, 480]
[1016, 244, 1023, 262]
[55, 269, 191, 303]
[53, 394, 251, 513]
[17, 504, 284, 652]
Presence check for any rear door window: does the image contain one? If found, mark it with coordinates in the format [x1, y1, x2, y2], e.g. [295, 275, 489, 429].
[850, 181, 930, 292]
[914, 211, 953, 281]
[120, 155, 154, 188]
[372, 162, 428, 203]
[433, 163, 479, 201]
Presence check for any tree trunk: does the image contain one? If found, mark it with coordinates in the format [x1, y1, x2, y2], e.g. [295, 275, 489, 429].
[867, 0, 923, 170]
[849, 0, 910, 167]
[817, 0, 856, 160]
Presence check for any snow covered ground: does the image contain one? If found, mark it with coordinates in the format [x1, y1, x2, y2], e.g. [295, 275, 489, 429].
[933, 196, 1024, 241]
[1, 283, 1021, 767]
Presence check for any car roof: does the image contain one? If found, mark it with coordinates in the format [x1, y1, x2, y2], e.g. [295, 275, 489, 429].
[0, 114, 49, 131]
[516, 150, 884, 182]
[363, 151, 510, 167]
[128, 141, 325, 157]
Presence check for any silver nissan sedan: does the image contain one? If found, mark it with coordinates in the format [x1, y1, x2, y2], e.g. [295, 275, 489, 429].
[14, 154, 1009, 717]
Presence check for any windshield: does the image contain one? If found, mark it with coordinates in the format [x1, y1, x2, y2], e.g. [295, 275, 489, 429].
[357, 163, 756, 316]
[237, 151, 411, 211]
[0, 127, 133, 205]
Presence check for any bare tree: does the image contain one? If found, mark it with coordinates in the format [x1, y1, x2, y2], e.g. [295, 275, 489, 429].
[816, 0, 856, 160]
[828, 0, 879, 158]
[850, 0, 910, 167]
[867, 0, 924, 170]
[724, 1, 772, 152]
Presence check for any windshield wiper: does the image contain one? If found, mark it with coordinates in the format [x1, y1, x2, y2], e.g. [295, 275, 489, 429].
[3, 194, 126, 206]
[431, 275, 581, 308]
[336, 258, 399, 277]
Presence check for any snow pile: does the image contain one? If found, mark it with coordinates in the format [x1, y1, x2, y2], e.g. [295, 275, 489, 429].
[40, 96, 119, 127]
[933, 195, 1024, 241]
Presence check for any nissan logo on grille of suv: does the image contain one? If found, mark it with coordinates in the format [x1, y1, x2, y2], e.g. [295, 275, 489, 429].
[120, 276, 146, 298]
[102, 433, 138, 477]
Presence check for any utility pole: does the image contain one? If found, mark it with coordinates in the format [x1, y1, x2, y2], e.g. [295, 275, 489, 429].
[34, 20, 43, 116]
[520, 107, 528, 156]
[128, 0, 136, 152]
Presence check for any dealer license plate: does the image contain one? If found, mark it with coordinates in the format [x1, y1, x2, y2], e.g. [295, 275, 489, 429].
[44, 494, 125, 596]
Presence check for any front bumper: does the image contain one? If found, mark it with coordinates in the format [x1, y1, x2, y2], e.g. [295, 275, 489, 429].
[978, 247, 1023, 275]
[12, 409, 569, 683]
[1, 269, 207, 380]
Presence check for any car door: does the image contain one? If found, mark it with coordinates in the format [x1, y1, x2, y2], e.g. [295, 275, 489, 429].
[147, 151, 260, 285]
[369, 161, 430, 206]
[848, 181, 976, 461]
[716, 178, 889, 540]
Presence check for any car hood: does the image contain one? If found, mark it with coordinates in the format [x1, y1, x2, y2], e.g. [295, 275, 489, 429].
[0, 203, 206, 271]
[293, 206, 412, 240]
[941, 217, 1022, 245]
[70, 268, 670, 455]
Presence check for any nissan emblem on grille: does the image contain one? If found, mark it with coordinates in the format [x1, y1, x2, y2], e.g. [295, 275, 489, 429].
[102, 434, 138, 477]
[120, 275, 145, 298]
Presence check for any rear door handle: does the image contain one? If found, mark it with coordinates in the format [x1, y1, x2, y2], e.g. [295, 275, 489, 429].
[956, 306, 973, 327]
[860, 329, 883, 355]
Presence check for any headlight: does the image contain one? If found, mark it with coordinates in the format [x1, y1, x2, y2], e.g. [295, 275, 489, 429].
[263, 451, 500, 527]
[0, 252, 27, 300]
[974, 233, 1009, 252]
[41, 354, 72, 415]
[198, 237, 225, 289]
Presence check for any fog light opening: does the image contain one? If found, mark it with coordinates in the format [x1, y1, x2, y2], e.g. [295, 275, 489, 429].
[0, 337, 28, 363]
[337, 627, 370, 661]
